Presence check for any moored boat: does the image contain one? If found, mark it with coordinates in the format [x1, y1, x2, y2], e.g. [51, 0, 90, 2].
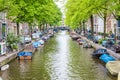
[78, 39, 86, 45]
[71, 34, 81, 40]
[92, 48, 108, 58]
[83, 43, 92, 48]
[1, 64, 9, 71]
[38, 40, 44, 45]
[18, 52, 32, 60]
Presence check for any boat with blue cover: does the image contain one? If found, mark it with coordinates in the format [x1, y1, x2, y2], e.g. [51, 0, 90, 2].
[92, 48, 108, 58]
[99, 54, 115, 63]
[32, 42, 40, 48]
[18, 52, 32, 60]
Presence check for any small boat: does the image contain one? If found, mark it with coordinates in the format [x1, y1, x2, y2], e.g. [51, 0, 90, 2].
[32, 41, 40, 48]
[99, 54, 115, 63]
[83, 43, 92, 48]
[106, 61, 120, 76]
[18, 52, 32, 60]
[38, 40, 44, 45]
[0, 77, 3, 80]
[48, 33, 54, 38]
[41, 36, 49, 42]
[78, 40, 86, 45]
[76, 38, 81, 42]
[92, 48, 108, 58]
[1, 64, 9, 71]
[71, 34, 81, 40]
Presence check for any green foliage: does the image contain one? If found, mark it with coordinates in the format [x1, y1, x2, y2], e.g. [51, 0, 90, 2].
[0, 0, 62, 29]
[6, 33, 20, 50]
[65, 0, 120, 33]
[65, 0, 95, 28]
[98, 38, 107, 44]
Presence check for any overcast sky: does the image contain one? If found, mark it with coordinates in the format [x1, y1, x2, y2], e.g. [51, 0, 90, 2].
[55, 0, 67, 17]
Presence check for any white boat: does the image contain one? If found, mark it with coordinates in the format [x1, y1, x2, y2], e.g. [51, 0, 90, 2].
[0, 77, 3, 80]
[1, 64, 9, 71]
[39, 40, 44, 45]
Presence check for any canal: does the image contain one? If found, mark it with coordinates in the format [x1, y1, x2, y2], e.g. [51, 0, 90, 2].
[0, 31, 117, 80]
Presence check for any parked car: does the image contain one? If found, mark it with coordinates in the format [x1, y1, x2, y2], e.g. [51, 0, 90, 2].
[32, 33, 39, 39]
[93, 35, 102, 43]
[87, 33, 93, 40]
[24, 35, 32, 44]
[111, 42, 120, 53]
[41, 35, 49, 42]
[102, 40, 107, 47]
[20, 35, 31, 44]
[102, 38, 115, 48]
[92, 48, 108, 58]
[36, 31, 43, 38]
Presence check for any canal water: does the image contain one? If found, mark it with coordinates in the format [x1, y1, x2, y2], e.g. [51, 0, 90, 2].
[0, 31, 117, 80]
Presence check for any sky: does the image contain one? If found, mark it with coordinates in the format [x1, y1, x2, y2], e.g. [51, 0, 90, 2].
[55, 0, 67, 18]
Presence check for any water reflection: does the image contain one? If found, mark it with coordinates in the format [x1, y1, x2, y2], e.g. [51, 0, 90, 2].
[47, 31, 70, 80]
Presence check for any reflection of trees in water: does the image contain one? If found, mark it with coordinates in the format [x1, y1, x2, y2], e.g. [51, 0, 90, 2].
[1, 70, 10, 80]
[19, 60, 31, 73]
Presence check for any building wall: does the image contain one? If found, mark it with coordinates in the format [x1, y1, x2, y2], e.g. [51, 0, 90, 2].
[0, 12, 6, 40]
[106, 14, 117, 34]
[93, 15, 104, 33]
[7, 19, 17, 35]
[86, 14, 118, 35]
[20, 23, 29, 35]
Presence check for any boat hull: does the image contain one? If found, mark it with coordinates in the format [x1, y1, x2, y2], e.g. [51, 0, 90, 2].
[19, 56, 32, 60]
[18, 52, 32, 60]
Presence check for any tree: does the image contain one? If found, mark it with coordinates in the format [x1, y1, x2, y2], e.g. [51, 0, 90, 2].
[65, 0, 117, 38]
[0, 0, 62, 35]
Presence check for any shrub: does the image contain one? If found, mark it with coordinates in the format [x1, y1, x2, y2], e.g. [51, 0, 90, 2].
[98, 38, 107, 44]
[6, 33, 20, 51]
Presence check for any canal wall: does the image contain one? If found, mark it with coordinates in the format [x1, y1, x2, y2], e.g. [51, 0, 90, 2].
[0, 49, 23, 67]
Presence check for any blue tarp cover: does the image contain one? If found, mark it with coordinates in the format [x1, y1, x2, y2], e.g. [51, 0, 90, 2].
[32, 41, 40, 48]
[18, 52, 32, 56]
[99, 54, 115, 63]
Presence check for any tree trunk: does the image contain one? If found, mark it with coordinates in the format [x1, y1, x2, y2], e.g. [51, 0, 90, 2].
[83, 21, 85, 34]
[114, 26, 116, 43]
[46, 23, 47, 31]
[16, 22, 19, 35]
[38, 24, 42, 31]
[79, 22, 82, 33]
[104, 11, 107, 38]
[30, 26, 33, 38]
[41, 24, 44, 31]
[90, 15, 94, 37]
[40, 24, 42, 31]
